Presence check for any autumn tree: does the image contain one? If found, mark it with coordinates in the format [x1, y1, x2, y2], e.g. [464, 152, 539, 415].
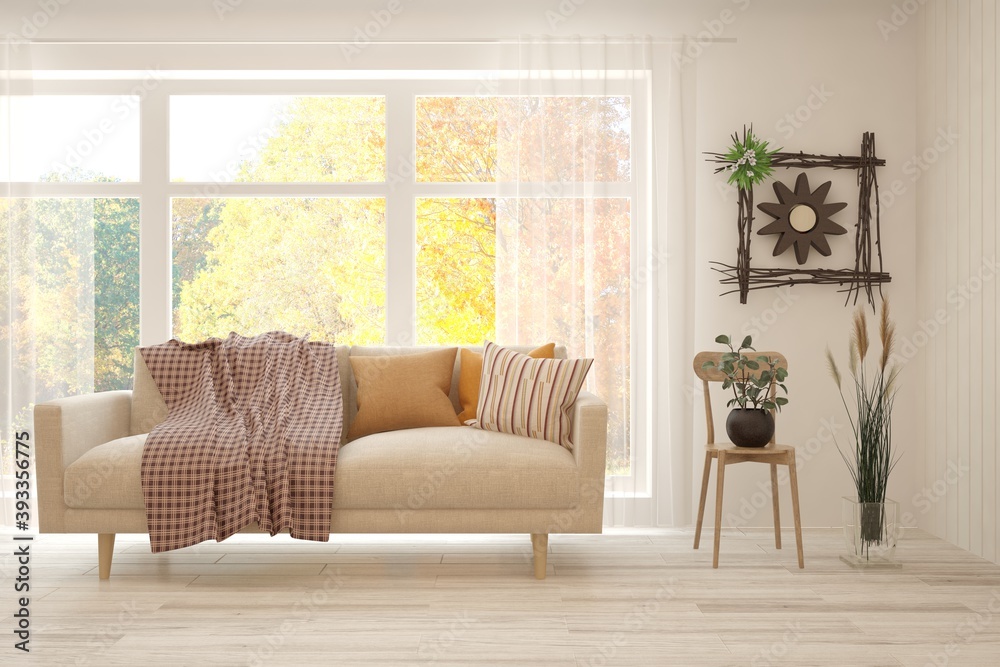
[171, 197, 224, 324]
[414, 96, 632, 472]
[174, 196, 385, 344]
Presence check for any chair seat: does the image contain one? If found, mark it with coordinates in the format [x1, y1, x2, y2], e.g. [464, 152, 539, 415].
[705, 443, 795, 457]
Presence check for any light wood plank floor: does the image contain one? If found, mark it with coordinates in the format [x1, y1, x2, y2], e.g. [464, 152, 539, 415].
[4, 527, 1000, 666]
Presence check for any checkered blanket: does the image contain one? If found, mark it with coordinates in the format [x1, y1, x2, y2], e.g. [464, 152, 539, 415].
[139, 331, 343, 553]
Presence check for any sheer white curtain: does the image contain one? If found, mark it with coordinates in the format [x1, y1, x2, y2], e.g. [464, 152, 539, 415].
[3, 42, 107, 531]
[2, 42, 95, 531]
[2, 39, 35, 528]
[493, 37, 693, 526]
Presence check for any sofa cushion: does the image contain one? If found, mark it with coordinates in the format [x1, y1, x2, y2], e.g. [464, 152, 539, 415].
[477, 341, 593, 449]
[333, 427, 579, 510]
[457, 343, 555, 424]
[65, 434, 146, 509]
[347, 348, 462, 441]
[65, 427, 579, 511]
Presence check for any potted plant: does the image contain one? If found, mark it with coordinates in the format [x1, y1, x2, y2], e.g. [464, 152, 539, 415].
[702, 335, 788, 448]
[826, 299, 901, 565]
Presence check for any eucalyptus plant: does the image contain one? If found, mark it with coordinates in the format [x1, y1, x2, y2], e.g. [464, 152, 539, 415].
[702, 335, 788, 412]
[722, 126, 781, 190]
[826, 299, 901, 552]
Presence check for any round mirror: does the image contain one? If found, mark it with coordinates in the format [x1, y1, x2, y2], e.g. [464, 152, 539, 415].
[788, 204, 818, 232]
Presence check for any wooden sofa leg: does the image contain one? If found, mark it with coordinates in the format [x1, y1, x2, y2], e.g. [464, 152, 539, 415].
[530, 533, 548, 580]
[98, 533, 115, 580]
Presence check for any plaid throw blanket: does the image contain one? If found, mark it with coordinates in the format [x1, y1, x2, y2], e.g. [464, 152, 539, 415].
[139, 331, 343, 553]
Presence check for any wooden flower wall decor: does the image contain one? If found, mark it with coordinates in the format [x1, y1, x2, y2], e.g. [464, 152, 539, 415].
[706, 131, 891, 306]
[758, 172, 847, 265]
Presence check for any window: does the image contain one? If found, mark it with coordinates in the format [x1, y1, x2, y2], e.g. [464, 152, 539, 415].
[169, 95, 386, 183]
[415, 95, 631, 182]
[2, 95, 140, 182]
[5, 72, 649, 485]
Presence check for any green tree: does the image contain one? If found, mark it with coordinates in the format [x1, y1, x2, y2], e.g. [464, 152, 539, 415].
[93, 196, 140, 391]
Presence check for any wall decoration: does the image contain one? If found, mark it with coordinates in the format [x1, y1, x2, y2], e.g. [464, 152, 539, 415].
[706, 131, 891, 306]
[758, 172, 847, 265]
[712, 127, 781, 307]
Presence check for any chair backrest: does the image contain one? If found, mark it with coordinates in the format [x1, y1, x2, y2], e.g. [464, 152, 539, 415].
[692, 350, 788, 446]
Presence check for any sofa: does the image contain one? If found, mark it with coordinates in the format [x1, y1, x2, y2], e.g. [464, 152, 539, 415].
[35, 345, 609, 580]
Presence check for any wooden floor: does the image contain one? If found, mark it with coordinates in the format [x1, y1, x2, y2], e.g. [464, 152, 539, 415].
[4, 527, 1000, 666]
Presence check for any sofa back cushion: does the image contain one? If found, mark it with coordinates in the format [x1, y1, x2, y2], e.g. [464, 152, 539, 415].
[346, 348, 461, 441]
[131, 344, 566, 439]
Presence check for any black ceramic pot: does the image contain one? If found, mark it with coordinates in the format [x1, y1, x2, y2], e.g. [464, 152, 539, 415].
[726, 408, 775, 448]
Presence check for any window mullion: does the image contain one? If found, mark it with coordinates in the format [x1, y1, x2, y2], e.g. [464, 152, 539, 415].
[384, 89, 416, 345]
[5, 183, 143, 198]
[165, 182, 387, 197]
[139, 86, 171, 346]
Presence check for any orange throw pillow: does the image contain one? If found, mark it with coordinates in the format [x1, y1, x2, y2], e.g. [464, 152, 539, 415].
[457, 343, 555, 424]
[347, 348, 461, 441]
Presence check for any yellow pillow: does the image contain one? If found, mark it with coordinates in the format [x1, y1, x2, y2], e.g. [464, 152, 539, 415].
[347, 348, 461, 441]
[457, 343, 555, 423]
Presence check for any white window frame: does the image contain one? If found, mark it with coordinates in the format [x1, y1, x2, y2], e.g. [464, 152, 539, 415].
[10, 68, 652, 496]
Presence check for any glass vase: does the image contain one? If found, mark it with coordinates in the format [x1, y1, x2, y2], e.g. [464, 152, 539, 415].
[841, 497, 901, 568]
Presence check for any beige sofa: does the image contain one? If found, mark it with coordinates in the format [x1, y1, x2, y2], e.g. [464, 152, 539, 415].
[35, 345, 608, 580]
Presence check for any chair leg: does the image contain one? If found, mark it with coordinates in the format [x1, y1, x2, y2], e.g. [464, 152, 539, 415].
[770, 463, 782, 550]
[694, 451, 713, 549]
[713, 451, 726, 568]
[786, 452, 804, 569]
[98, 533, 115, 580]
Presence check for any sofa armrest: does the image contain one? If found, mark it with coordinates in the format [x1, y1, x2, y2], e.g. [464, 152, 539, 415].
[34, 390, 133, 532]
[568, 390, 608, 531]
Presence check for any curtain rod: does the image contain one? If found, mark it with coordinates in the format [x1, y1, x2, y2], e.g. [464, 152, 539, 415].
[21, 37, 733, 46]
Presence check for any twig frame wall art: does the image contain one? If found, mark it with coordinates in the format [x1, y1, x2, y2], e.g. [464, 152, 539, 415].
[706, 131, 891, 306]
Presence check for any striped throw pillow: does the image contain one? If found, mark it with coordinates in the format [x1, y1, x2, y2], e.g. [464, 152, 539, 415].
[476, 341, 593, 449]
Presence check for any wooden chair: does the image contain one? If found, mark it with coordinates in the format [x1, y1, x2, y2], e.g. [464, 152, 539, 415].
[692, 351, 804, 569]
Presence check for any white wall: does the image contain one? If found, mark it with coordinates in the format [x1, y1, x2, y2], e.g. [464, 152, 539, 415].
[918, 0, 1000, 564]
[1, 0, 925, 530]
[693, 2, 921, 531]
